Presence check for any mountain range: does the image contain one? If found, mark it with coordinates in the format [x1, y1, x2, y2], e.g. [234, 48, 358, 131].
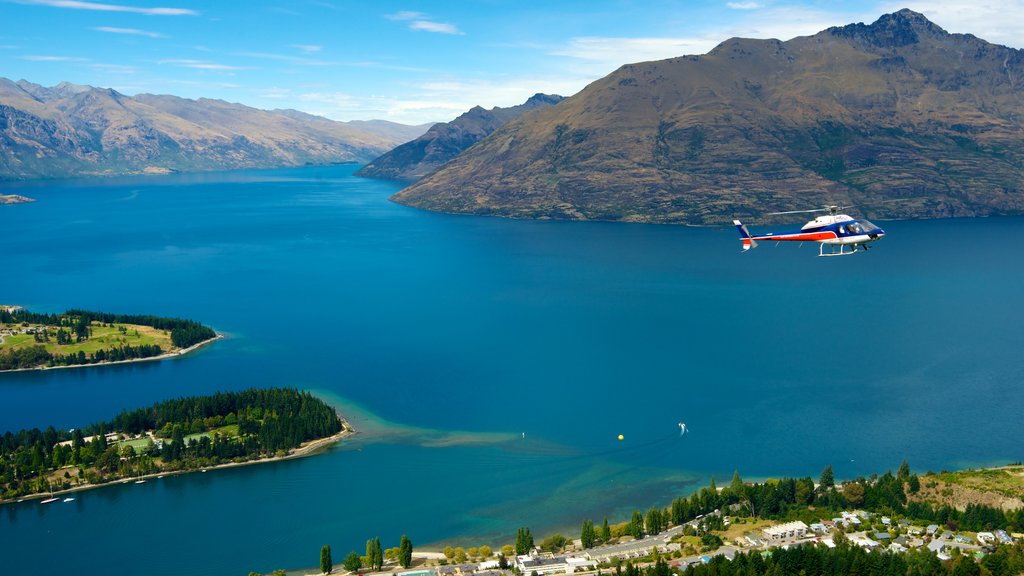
[355, 93, 563, 182]
[392, 10, 1024, 223]
[0, 79, 430, 180]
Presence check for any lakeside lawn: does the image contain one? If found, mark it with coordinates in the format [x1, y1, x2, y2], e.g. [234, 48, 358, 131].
[0, 321, 174, 355]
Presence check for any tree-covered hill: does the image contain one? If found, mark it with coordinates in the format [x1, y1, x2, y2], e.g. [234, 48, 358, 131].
[0, 388, 345, 500]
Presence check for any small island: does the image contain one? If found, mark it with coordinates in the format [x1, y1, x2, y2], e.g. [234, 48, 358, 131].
[0, 306, 220, 371]
[0, 194, 35, 205]
[0, 388, 352, 503]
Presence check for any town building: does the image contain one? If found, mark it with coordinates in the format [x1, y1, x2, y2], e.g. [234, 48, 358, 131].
[762, 521, 809, 541]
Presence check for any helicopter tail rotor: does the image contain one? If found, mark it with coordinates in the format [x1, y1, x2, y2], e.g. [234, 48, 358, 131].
[733, 220, 759, 251]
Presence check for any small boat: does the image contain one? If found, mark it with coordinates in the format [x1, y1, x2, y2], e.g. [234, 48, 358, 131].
[157, 475, 163, 479]
[134, 480, 146, 484]
[62, 497, 75, 502]
[40, 497, 59, 504]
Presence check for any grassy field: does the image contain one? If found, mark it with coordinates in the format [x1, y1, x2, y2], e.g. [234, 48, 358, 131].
[933, 466, 1024, 500]
[117, 437, 155, 452]
[0, 321, 174, 356]
[182, 424, 241, 444]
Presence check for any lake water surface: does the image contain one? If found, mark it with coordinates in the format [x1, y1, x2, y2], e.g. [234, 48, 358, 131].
[1, 166, 1022, 575]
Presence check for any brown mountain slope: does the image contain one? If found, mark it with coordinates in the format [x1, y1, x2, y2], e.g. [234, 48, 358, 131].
[355, 93, 563, 182]
[0, 80, 424, 181]
[393, 10, 1024, 224]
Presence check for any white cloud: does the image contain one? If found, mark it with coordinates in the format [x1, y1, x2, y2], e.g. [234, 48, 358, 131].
[408, 20, 461, 35]
[292, 74, 585, 124]
[386, 10, 463, 35]
[94, 26, 166, 38]
[158, 59, 247, 71]
[550, 36, 721, 70]
[20, 54, 90, 61]
[233, 51, 334, 66]
[727, 2, 763, 9]
[18, 0, 197, 16]
[291, 44, 322, 53]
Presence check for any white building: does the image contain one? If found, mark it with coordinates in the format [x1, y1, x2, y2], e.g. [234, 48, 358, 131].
[762, 521, 809, 541]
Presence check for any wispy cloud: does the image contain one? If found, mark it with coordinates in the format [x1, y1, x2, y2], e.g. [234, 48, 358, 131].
[20, 54, 90, 61]
[158, 59, 247, 71]
[386, 11, 463, 35]
[294, 73, 583, 124]
[94, 26, 166, 38]
[18, 0, 197, 16]
[291, 44, 322, 53]
[727, 2, 762, 9]
[233, 51, 334, 66]
[550, 36, 720, 69]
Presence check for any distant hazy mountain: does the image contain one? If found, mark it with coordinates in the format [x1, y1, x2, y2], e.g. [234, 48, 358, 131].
[393, 10, 1024, 223]
[0, 79, 429, 180]
[356, 93, 564, 182]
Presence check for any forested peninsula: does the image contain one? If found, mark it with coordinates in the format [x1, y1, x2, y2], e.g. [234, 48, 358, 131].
[0, 307, 219, 371]
[0, 388, 350, 502]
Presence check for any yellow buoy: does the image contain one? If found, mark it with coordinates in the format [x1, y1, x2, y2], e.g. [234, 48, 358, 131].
[617, 434, 624, 441]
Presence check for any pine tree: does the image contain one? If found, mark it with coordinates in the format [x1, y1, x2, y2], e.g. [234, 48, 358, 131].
[898, 459, 911, 481]
[601, 517, 611, 542]
[581, 519, 595, 549]
[820, 464, 835, 490]
[630, 510, 645, 539]
[320, 544, 332, 574]
[399, 534, 413, 568]
[373, 537, 383, 571]
[730, 470, 744, 493]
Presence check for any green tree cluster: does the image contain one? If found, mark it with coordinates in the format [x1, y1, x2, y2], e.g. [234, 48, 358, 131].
[581, 519, 596, 549]
[399, 534, 413, 568]
[0, 388, 342, 499]
[515, 527, 534, 555]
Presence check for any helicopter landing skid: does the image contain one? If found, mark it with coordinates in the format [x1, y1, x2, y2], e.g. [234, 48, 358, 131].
[819, 243, 859, 257]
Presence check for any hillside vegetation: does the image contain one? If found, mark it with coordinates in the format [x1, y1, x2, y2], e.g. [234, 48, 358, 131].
[394, 10, 1024, 224]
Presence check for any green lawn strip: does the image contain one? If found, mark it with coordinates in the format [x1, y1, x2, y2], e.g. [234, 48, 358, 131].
[1, 322, 173, 356]
[181, 424, 241, 445]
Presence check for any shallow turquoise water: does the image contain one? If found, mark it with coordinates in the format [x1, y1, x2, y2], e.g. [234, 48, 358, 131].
[1, 165, 1022, 575]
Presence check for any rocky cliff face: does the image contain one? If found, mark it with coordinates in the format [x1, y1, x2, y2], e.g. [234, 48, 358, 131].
[393, 10, 1024, 223]
[355, 93, 563, 182]
[0, 79, 425, 180]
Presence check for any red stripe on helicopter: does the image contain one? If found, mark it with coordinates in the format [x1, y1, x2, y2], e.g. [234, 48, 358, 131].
[751, 232, 837, 242]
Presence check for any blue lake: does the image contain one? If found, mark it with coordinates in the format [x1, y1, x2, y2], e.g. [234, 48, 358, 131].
[1, 165, 1022, 575]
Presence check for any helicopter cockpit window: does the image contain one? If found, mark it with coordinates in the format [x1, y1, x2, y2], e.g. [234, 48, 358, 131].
[858, 220, 879, 232]
[847, 222, 864, 234]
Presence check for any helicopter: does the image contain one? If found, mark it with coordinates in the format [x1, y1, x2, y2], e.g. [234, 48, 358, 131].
[733, 205, 885, 257]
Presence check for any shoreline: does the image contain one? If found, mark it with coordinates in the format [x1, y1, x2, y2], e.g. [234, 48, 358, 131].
[0, 333, 224, 374]
[1, 413, 355, 505]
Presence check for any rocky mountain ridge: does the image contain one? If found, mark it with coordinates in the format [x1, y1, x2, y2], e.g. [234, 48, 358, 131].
[0, 79, 428, 180]
[356, 93, 564, 182]
[392, 10, 1024, 223]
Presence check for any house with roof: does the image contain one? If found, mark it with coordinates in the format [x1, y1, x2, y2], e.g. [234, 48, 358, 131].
[762, 521, 809, 542]
[928, 539, 951, 561]
[851, 536, 879, 549]
[994, 530, 1013, 544]
[926, 525, 939, 536]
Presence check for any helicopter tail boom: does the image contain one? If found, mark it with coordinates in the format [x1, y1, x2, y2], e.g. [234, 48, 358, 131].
[733, 220, 758, 250]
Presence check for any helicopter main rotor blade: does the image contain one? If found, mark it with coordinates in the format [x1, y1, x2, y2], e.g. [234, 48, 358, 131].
[767, 208, 828, 215]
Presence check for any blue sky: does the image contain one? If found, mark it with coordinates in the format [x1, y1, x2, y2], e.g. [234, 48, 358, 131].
[2, 0, 1022, 125]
